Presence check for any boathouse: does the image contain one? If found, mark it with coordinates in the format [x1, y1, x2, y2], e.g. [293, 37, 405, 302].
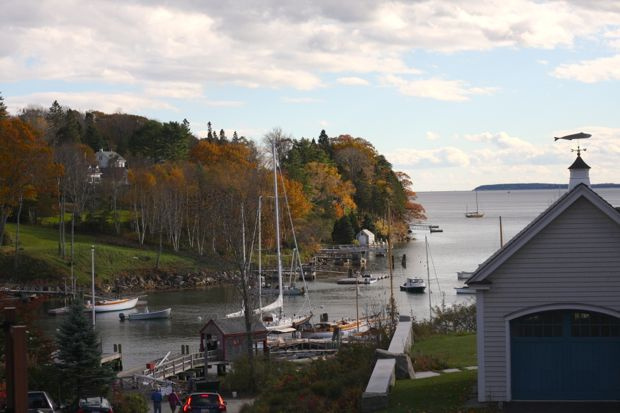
[467, 151, 620, 402]
[199, 318, 268, 363]
[356, 229, 375, 246]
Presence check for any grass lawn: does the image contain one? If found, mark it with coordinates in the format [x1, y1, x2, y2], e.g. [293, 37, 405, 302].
[412, 333, 477, 368]
[386, 369, 497, 413]
[1, 223, 211, 283]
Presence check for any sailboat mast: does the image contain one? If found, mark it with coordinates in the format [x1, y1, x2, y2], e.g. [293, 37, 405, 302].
[258, 196, 262, 313]
[387, 202, 395, 325]
[273, 142, 284, 319]
[426, 235, 432, 320]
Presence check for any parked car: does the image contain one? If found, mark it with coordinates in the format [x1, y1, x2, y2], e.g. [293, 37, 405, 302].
[74, 396, 113, 413]
[27, 391, 62, 413]
[182, 392, 226, 412]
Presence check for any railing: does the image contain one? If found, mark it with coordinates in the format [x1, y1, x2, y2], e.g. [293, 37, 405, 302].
[119, 350, 218, 380]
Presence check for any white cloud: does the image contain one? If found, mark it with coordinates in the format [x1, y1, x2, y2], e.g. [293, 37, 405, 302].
[337, 77, 370, 86]
[426, 131, 440, 141]
[552, 55, 620, 83]
[381, 75, 497, 101]
[282, 97, 323, 104]
[8, 92, 176, 114]
[386, 128, 620, 190]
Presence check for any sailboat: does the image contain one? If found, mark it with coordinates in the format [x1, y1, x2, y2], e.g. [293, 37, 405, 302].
[226, 142, 312, 331]
[465, 191, 484, 218]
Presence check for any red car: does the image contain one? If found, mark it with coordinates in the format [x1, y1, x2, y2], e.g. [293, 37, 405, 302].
[182, 393, 226, 412]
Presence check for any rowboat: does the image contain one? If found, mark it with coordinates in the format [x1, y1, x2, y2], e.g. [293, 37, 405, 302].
[119, 307, 171, 321]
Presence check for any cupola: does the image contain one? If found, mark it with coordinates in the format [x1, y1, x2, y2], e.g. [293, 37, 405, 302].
[568, 147, 590, 190]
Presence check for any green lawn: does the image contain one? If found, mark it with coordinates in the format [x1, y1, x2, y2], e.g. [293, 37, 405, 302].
[412, 333, 477, 368]
[386, 369, 497, 413]
[2, 223, 211, 283]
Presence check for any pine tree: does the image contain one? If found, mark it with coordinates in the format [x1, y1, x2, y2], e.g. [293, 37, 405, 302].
[55, 299, 115, 400]
[0, 92, 7, 119]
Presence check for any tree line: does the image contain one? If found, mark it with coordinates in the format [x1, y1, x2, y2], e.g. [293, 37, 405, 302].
[0, 93, 425, 270]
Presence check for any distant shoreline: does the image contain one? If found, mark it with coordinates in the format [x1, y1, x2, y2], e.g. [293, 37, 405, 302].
[474, 183, 620, 191]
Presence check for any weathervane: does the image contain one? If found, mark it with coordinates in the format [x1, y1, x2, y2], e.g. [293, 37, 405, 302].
[554, 131, 591, 156]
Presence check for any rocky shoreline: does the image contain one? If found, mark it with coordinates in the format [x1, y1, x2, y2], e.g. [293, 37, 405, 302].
[0, 269, 239, 296]
[103, 269, 238, 293]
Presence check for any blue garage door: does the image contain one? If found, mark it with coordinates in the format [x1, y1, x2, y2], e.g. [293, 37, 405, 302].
[511, 310, 620, 400]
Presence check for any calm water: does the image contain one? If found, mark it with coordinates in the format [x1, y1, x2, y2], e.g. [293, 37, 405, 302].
[40, 188, 620, 370]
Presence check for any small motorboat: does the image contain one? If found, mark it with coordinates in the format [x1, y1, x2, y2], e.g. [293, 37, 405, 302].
[119, 307, 171, 321]
[400, 277, 426, 293]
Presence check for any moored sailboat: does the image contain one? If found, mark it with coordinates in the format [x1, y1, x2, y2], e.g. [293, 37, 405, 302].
[226, 141, 312, 330]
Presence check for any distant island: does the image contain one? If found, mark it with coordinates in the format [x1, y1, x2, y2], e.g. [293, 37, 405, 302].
[474, 183, 620, 191]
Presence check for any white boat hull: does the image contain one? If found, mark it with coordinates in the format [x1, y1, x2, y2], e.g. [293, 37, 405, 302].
[90, 297, 139, 313]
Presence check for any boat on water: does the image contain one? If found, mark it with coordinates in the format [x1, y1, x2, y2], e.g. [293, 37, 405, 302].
[465, 191, 484, 218]
[400, 277, 426, 293]
[226, 142, 313, 331]
[457, 271, 473, 280]
[89, 297, 139, 313]
[48, 296, 139, 314]
[337, 277, 378, 285]
[119, 307, 171, 321]
[455, 286, 476, 295]
[299, 315, 372, 339]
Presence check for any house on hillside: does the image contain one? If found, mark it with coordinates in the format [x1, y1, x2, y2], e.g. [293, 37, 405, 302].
[199, 317, 268, 363]
[467, 149, 620, 402]
[356, 229, 375, 246]
[94, 148, 128, 184]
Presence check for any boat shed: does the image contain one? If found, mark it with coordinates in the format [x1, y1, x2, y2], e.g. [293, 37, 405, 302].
[199, 317, 268, 363]
[356, 229, 375, 246]
[467, 183, 620, 402]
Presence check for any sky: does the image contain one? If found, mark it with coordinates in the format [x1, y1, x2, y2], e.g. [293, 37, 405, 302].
[2, 1, 620, 191]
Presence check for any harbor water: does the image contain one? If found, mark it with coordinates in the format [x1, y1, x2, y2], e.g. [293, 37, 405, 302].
[39, 188, 620, 370]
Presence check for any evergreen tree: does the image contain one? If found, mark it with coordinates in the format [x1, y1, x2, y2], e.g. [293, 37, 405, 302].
[0, 92, 7, 119]
[55, 299, 115, 399]
[83, 112, 106, 151]
[332, 215, 355, 244]
[207, 121, 213, 141]
[219, 128, 227, 141]
[46, 100, 64, 147]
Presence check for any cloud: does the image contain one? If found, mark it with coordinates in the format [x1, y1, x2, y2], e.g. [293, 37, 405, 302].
[387, 128, 620, 190]
[552, 55, 620, 83]
[8, 92, 175, 115]
[381, 75, 497, 101]
[282, 97, 323, 104]
[337, 77, 370, 86]
[426, 131, 440, 141]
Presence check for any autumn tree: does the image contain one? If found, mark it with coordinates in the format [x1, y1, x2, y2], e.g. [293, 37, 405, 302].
[0, 118, 59, 248]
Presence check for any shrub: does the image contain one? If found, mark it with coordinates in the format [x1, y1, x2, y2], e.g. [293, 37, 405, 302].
[412, 302, 476, 339]
[111, 391, 148, 413]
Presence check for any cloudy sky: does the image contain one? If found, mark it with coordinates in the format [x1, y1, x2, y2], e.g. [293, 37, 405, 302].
[2, 0, 620, 191]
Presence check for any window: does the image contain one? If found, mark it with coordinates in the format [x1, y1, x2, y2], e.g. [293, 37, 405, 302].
[571, 311, 620, 337]
[512, 310, 563, 337]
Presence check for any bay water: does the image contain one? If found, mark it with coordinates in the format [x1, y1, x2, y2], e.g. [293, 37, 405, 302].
[40, 188, 620, 370]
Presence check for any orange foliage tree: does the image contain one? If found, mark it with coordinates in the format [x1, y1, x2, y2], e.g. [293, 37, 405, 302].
[0, 118, 59, 245]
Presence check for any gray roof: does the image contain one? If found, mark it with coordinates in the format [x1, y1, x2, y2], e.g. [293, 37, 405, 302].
[467, 183, 620, 286]
[200, 317, 267, 335]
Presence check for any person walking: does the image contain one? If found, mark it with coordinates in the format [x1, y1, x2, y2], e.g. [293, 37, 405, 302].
[151, 387, 163, 413]
[168, 389, 180, 413]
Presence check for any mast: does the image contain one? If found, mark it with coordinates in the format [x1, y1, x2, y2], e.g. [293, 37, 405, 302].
[258, 196, 262, 314]
[387, 202, 396, 325]
[273, 142, 284, 319]
[91, 245, 96, 327]
[425, 235, 432, 320]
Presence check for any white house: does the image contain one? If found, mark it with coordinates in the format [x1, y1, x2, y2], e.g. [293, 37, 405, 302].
[356, 229, 375, 246]
[467, 151, 620, 402]
[95, 149, 126, 169]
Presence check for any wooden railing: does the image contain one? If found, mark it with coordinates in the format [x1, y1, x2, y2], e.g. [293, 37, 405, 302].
[118, 350, 217, 380]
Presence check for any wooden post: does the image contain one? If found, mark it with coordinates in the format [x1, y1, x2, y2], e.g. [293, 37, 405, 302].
[10, 326, 27, 413]
[4, 307, 16, 412]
